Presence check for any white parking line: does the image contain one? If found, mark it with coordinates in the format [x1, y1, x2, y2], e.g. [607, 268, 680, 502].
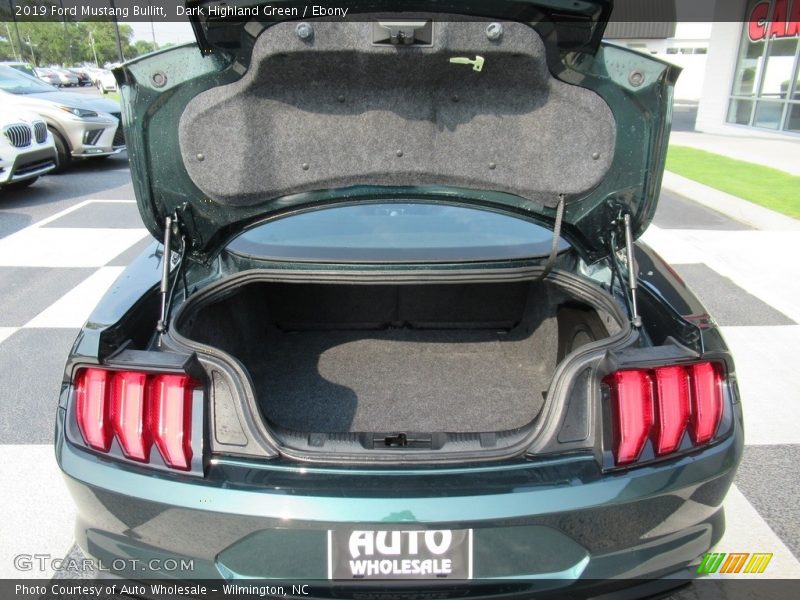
[719, 325, 800, 446]
[78, 200, 136, 203]
[713, 484, 800, 578]
[0, 228, 147, 268]
[640, 225, 704, 265]
[0, 445, 76, 579]
[641, 226, 800, 325]
[0, 328, 18, 345]
[25, 199, 96, 230]
[25, 267, 125, 328]
[5, 199, 137, 233]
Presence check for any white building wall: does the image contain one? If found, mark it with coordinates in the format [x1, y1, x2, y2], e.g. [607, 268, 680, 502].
[674, 22, 714, 40]
[663, 54, 710, 102]
[606, 0, 798, 135]
[695, 20, 745, 133]
[607, 23, 713, 102]
[693, 0, 796, 137]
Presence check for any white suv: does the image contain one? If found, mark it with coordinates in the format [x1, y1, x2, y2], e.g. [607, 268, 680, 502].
[0, 108, 57, 189]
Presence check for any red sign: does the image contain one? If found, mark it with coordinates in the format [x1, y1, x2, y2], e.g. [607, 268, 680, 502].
[748, 0, 800, 41]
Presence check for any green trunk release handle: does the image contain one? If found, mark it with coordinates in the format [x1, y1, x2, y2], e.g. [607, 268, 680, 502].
[449, 55, 484, 72]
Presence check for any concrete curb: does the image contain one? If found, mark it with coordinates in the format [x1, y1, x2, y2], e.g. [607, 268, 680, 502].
[661, 171, 800, 231]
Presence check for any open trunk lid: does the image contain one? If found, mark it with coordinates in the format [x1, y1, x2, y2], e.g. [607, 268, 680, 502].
[117, 0, 678, 263]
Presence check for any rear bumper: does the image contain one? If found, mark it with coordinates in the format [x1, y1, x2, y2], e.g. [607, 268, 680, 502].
[56, 404, 743, 597]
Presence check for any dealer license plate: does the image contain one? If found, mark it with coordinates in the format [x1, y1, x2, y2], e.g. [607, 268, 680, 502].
[328, 529, 472, 580]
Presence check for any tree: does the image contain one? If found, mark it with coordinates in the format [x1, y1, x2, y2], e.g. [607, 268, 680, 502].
[78, 22, 135, 66]
[0, 20, 152, 66]
[13, 22, 65, 66]
[132, 39, 156, 58]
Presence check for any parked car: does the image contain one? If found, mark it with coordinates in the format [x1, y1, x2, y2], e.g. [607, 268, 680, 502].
[67, 68, 92, 87]
[0, 61, 37, 78]
[84, 67, 117, 94]
[49, 67, 80, 87]
[0, 65, 125, 169]
[55, 4, 743, 597]
[34, 67, 61, 86]
[0, 107, 57, 189]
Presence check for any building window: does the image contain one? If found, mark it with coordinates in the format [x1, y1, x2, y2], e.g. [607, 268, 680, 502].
[665, 46, 708, 55]
[787, 103, 800, 132]
[727, 0, 800, 133]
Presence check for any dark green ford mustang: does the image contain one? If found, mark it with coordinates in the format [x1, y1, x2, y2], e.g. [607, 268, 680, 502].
[55, 1, 743, 597]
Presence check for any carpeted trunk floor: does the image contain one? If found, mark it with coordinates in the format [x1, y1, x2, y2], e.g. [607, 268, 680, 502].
[252, 324, 555, 433]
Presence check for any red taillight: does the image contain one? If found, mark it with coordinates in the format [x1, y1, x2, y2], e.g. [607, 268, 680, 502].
[75, 368, 112, 452]
[689, 362, 723, 445]
[653, 366, 691, 455]
[606, 361, 724, 466]
[73, 368, 196, 471]
[606, 370, 653, 464]
[149, 375, 193, 471]
[110, 371, 150, 462]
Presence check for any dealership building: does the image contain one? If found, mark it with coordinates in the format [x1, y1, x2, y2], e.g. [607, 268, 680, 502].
[608, 0, 800, 137]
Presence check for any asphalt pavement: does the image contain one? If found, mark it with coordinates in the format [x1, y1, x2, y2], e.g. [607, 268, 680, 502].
[0, 152, 798, 589]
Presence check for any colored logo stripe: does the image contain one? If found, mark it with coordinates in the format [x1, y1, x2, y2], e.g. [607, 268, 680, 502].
[697, 553, 725, 574]
[720, 553, 749, 574]
[697, 552, 773, 574]
[744, 553, 773, 574]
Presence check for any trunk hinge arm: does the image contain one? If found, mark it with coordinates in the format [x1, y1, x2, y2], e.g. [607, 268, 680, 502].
[608, 212, 642, 329]
[155, 208, 189, 345]
[622, 213, 642, 329]
[534, 193, 566, 281]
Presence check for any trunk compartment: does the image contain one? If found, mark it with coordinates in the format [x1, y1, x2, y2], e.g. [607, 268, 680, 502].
[175, 278, 619, 443]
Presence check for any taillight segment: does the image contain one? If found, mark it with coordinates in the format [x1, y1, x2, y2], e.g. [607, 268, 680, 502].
[149, 375, 193, 471]
[75, 369, 112, 452]
[110, 371, 150, 462]
[653, 366, 691, 456]
[604, 361, 724, 466]
[607, 370, 653, 465]
[689, 362, 724, 445]
[74, 368, 198, 471]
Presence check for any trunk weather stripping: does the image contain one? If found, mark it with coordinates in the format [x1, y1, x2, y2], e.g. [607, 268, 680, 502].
[167, 266, 631, 465]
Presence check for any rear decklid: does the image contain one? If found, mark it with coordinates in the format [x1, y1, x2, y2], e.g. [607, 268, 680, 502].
[117, 0, 678, 263]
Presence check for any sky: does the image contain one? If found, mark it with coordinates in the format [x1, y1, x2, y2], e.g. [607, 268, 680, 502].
[128, 21, 195, 46]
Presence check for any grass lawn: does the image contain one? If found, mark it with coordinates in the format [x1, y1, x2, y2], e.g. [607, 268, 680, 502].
[666, 146, 800, 219]
[104, 91, 121, 103]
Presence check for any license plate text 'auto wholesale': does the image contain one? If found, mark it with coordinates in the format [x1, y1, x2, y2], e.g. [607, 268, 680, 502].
[328, 529, 472, 579]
